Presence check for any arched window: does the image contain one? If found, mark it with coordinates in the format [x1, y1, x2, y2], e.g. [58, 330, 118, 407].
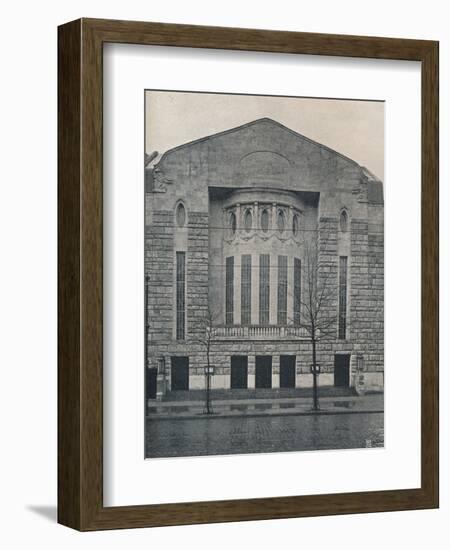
[244, 209, 253, 233]
[277, 209, 286, 233]
[175, 202, 186, 227]
[292, 214, 300, 237]
[229, 211, 237, 236]
[260, 209, 269, 233]
[340, 209, 348, 233]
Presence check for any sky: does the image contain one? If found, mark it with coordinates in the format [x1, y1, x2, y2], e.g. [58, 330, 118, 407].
[145, 90, 384, 180]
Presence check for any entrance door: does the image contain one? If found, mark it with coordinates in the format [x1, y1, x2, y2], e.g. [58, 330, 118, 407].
[280, 356, 296, 388]
[334, 354, 350, 387]
[255, 356, 272, 388]
[146, 367, 158, 399]
[231, 356, 248, 389]
[171, 356, 189, 390]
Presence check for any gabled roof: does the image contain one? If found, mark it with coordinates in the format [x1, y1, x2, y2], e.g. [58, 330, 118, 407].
[159, 117, 361, 170]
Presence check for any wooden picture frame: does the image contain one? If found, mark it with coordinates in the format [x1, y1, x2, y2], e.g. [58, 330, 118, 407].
[58, 18, 439, 531]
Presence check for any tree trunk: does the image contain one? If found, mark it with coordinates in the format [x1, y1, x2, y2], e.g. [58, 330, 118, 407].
[312, 335, 319, 411]
[205, 343, 212, 414]
[205, 371, 211, 414]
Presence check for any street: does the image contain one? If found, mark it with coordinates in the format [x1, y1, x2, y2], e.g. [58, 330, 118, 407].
[145, 412, 383, 458]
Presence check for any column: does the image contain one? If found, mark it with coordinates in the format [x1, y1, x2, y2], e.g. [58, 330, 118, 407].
[253, 201, 259, 232]
[271, 202, 277, 234]
[288, 205, 294, 237]
[272, 355, 280, 388]
[235, 203, 241, 232]
[248, 354, 255, 388]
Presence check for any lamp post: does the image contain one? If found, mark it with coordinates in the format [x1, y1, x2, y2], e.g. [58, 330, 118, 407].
[204, 325, 214, 415]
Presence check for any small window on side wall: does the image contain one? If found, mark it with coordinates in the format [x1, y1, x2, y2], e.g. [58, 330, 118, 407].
[176, 202, 186, 227]
[340, 209, 348, 233]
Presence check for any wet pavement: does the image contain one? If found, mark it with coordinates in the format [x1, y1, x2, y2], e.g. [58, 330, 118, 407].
[146, 393, 384, 420]
[145, 411, 384, 458]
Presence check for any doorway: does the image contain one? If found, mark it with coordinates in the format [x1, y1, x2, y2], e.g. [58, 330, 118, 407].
[146, 367, 158, 399]
[255, 356, 272, 388]
[280, 355, 296, 388]
[334, 354, 350, 387]
[171, 356, 189, 390]
[231, 356, 248, 389]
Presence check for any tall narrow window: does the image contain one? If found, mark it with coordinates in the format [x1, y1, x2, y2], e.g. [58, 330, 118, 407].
[277, 255, 288, 325]
[338, 256, 348, 339]
[261, 209, 269, 233]
[294, 257, 301, 325]
[244, 209, 252, 233]
[225, 256, 234, 325]
[229, 211, 236, 237]
[277, 209, 286, 234]
[241, 255, 252, 325]
[259, 254, 270, 325]
[176, 202, 186, 227]
[340, 209, 348, 233]
[176, 252, 186, 340]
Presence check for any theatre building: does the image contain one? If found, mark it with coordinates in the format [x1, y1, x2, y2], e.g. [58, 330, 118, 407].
[145, 118, 384, 400]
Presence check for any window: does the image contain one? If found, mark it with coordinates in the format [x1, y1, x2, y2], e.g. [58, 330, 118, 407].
[225, 256, 234, 325]
[229, 211, 236, 236]
[261, 209, 269, 233]
[277, 209, 286, 233]
[175, 202, 186, 227]
[292, 214, 299, 238]
[294, 257, 301, 325]
[277, 255, 287, 325]
[244, 209, 252, 233]
[241, 255, 252, 325]
[259, 254, 270, 325]
[176, 252, 186, 340]
[338, 256, 348, 339]
[340, 209, 348, 233]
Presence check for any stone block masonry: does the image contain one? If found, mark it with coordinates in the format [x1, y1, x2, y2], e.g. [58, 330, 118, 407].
[145, 210, 174, 348]
[187, 212, 209, 340]
[144, 117, 384, 396]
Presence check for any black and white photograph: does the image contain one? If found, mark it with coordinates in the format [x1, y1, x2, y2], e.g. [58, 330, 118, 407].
[144, 90, 384, 459]
[2, 1, 444, 543]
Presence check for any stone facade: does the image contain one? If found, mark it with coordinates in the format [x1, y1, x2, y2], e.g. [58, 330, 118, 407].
[145, 118, 384, 399]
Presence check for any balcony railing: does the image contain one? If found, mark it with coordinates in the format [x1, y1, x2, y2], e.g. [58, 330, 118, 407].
[212, 325, 310, 340]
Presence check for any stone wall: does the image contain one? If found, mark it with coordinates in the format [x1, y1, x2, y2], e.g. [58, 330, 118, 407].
[316, 216, 339, 374]
[186, 212, 209, 340]
[367, 230, 384, 374]
[350, 219, 370, 346]
[145, 209, 174, 353]
[144, 118, 384, 395]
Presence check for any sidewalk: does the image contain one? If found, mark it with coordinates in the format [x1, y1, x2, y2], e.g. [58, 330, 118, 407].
[146, 393, 384, 421]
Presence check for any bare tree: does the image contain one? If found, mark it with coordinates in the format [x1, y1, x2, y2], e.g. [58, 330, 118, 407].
[195, 308, 216, 415]
[289, 235, 338, 411]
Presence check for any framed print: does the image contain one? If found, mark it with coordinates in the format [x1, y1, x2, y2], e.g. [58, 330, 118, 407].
[58, 18, 439, 530]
